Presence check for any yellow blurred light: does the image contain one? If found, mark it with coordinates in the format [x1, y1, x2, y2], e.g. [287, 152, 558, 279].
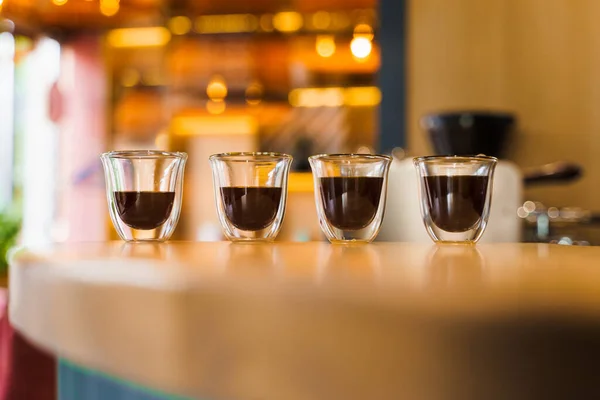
[353, 23, 374, 40]
[172, 115, 257, 136]
[311, 11, 331, 30]
[289, 86, 381, 108]
[273, 11, 303, 33]
[260, 14, 274, 32]
[168, 16, 191, 35]
[100, 0, 119, 16]
[107, 27, 171, 48]
[206, 99, 226, 114]
[206, 75, 227, 100]
[53, 0, 68, 5]
[350, 36, 372, 59]
[120, 69, 140, 87]
[195, 14, 257, 34]
[289, 88, 343, 108]
[315, 35, 335, 58]
[245, 81, 263, 105]
[344, 86, 381, 106]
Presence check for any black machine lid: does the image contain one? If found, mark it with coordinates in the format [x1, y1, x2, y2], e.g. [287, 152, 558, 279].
[421, 111, 516, 158]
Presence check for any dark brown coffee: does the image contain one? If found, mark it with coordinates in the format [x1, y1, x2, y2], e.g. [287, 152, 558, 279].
[423, 175, 489, 232]
[220, 187, 282, 231]
[114, 191, 175, 230]
[319, 177, 384, 231]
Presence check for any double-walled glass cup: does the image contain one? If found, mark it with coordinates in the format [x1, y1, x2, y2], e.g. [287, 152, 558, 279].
[309, 154, 392, 243]
[209, 152, 293, 242]
[101, 151, 187, 242]
[413, 155, 497, 244]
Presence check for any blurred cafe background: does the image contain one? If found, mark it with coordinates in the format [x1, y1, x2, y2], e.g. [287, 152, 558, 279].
[1, 0, 600, 263]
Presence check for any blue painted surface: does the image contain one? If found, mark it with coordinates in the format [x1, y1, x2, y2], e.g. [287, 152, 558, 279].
[378, 0, 407, 154]
[58, 359, 193, 400]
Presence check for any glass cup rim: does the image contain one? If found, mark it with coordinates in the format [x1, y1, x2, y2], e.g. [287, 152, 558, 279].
[209, 152, 293, 162]
[309, 153, 392, 163]
[101, 150, 188, 160]
[413, 155, 498, 165]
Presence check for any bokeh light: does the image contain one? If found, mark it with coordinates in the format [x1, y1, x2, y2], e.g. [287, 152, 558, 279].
[168, 16, 192, 35]
[350, 37, 372, 59]
[316, 35, 335, 58]
[273, 11, 303, 33]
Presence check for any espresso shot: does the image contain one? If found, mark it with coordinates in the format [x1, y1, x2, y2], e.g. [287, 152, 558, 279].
[319, 177, 383, 230]
[220, 187, 282, 231]
[423, 176, 488, 232]
[413, 155, 497, 244]
[309, 154, 392, 243]
[101, 151, 187, 242]
[114, 191, 175, 230]
[209, 152, 292, 242]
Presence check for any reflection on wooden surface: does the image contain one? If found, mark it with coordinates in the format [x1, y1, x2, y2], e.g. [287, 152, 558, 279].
[11, 241, 600, 312]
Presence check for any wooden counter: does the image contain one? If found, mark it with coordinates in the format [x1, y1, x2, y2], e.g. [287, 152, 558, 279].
[8, 242, 600, 399]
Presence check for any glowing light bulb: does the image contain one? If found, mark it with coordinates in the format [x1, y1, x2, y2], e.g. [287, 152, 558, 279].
[350, 36, 372, 59]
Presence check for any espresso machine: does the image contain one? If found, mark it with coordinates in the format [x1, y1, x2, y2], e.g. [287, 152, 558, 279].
[379, 111, 581, 243]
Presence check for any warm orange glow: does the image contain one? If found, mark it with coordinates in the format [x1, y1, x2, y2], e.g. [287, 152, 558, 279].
[288, 172, 314, 193]
[171, 115, 257, 136]
[273, 11, 303, 33]
[100, 0, 119, 17]
[289, 87, 381, 108]
[52, 0, 68, 5]
[311, 11, 331, 30]
[344, 87, 381, 106]
[315, 35, 335, 58]
[289, 88, 343, 108]
[350, 37, 372, 60]
[107, 27, 171, 48]
[195, 14, 257, 34]
[353, 23, 374, 40]
[206, 75, 227, 101]
[168, 16, 191, 35]
[206, 99, 226, 115]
